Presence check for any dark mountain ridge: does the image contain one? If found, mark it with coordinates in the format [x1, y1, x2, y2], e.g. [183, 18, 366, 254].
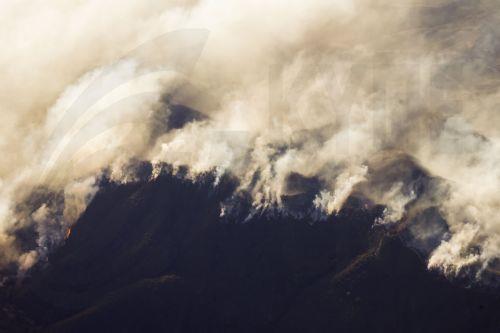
[1, 168, 500, 332]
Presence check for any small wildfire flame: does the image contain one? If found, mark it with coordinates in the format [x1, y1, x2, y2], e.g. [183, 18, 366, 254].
[65, 227, 72, 240]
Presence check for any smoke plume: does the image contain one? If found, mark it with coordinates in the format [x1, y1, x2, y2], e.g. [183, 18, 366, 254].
[0, 0, 499, 280]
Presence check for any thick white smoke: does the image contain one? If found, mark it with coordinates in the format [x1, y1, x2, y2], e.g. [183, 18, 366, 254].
[0, 0, 499, 279]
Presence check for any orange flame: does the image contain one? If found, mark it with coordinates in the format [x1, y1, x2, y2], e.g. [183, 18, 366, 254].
[65, 227, 72, 239]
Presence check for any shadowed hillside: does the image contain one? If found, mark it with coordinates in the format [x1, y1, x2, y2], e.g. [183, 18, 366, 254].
[2, 171, 500, 332]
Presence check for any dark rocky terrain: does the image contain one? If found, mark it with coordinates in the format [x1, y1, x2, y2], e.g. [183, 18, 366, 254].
[1, 170, 500, 332]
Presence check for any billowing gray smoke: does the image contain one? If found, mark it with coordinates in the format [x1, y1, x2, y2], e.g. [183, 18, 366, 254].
[0, 0, 499, 279]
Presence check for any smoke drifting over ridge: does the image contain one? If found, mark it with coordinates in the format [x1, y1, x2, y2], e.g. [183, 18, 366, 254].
[0, 0, 499, 279]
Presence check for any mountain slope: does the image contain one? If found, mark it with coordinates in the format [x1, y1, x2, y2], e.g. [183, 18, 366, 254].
[6, 172, 500, 332]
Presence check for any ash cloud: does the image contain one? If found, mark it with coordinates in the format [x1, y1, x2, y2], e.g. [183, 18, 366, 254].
[0, 0, 499, 280]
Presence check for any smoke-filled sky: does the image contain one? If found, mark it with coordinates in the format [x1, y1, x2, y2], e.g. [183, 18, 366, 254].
[0, 0, 499, 279]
